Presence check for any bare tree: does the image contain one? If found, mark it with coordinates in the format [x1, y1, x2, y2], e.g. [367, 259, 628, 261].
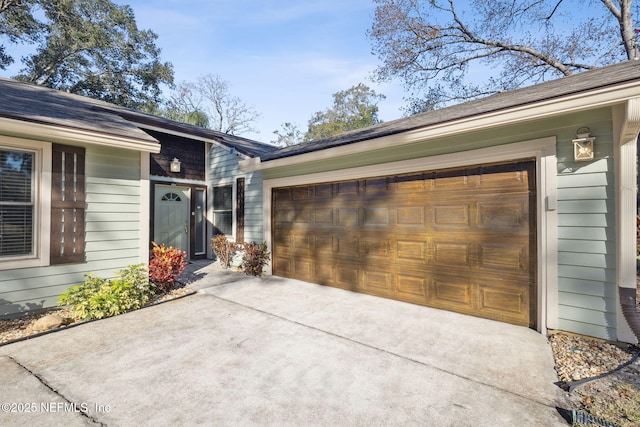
[167, 74, 260, 135]
[369, 0, 637, 107]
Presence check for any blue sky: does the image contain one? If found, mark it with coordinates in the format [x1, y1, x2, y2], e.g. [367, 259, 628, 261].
[0, 0, 407, 143]
[123, 0, 406, 142]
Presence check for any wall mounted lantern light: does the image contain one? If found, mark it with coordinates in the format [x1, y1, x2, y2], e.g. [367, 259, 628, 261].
[170, 157, 181, 172]
[572, 127, 595, 162]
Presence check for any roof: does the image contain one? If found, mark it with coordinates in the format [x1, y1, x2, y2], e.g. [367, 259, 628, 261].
[0, 77, 278, 157]
[105, 107, 278, 158]
[0, 77, 157, 144]
[261, 60, 640, 161]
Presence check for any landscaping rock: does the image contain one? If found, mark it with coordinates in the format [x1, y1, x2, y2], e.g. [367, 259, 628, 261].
[31, 314, 66, 333]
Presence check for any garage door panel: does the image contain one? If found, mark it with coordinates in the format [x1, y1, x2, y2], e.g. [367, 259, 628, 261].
[336, 264, 360, 288]
[363, 177, 390, 193]
[362, 270, 393, 294]
[396, 239, 428, 262]
[272, 160, 536, 328]
[396, 274, 428, 299]
[479, 243, 528, 273]
[477, 284, 531, 325]
[397, 206, 426, 226]
[432, 277, 474, 309]
[432, 241, 473, 267]
[337, 208, 359, 226]
[313, 209, 334, 225]
[336, 181, 359, 195]
[479, 284, 527, 316]
[363, 208, 390, 226]
[361, 237, 390, 259]
[477, 201, 528, 229]
[293, 187, 311, 200]
[293, 259, 313, 281]
[335, 235, 359, 256]
[433, 205, 471, 228]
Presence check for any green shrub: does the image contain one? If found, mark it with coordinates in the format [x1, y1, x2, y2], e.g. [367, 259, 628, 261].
[149, 242, 187, 294]
[58, 264, 154, 321]
[241, 241, 270, 276]
[211, 235, 239, 269]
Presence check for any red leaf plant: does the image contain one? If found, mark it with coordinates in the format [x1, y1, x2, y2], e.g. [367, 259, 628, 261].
[149, 242, 187, 294]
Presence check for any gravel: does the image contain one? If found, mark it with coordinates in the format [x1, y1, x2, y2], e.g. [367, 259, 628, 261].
[0, 287, 193, 346]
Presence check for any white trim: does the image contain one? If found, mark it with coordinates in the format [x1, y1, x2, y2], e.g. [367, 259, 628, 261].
[242, 83, 639, 173]
[0, 136, 51, 270]
[150, 175, 207, 186]
[212, 180, 236, 241]
[263, 137, 558, 333]
[140, 152, 151, 264]
[0, 117, 161, 154]
[613, 98, 640, 343]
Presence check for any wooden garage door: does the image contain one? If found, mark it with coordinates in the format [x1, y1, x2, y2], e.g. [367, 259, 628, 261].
[272, 161, 536, 327]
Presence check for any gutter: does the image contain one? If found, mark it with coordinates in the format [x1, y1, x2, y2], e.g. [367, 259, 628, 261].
[620, 287, 640, 341]
[239, 81, 640, 173]
[0, 116, 161, 153]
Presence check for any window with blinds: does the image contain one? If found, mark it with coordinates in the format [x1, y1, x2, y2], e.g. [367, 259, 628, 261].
[0, 149, 34, 257]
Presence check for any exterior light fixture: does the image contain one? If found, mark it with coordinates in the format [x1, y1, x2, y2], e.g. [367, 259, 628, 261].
[572, 127, 595, 162]
[170, 157, 181, 172]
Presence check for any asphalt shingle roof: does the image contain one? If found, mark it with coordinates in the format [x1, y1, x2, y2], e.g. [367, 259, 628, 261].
[0, 77, 278, 157]
[261, 60, 640, 161]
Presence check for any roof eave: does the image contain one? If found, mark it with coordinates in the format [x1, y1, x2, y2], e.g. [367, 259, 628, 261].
[0, 116, 161, 153]
[240, 80, 640, 172]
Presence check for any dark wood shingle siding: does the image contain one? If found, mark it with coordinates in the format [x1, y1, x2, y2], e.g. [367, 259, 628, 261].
[148, 130, 205, 181]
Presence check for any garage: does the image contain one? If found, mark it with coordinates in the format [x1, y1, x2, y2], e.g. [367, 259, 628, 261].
[272, 160, 536, 327]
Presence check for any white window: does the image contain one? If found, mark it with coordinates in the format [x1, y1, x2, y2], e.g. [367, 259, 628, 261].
[212, 185, 233, 236]
[0, 137, 51, 269]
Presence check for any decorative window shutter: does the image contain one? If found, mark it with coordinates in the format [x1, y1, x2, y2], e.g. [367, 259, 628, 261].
[236, 177, 245, 243]
[50, 144, 86, 264]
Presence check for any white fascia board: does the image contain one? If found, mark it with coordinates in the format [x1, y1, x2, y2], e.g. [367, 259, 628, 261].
[243, 82, 640, 172]
[0, 117, 161, 153]
[136, 123, 252, 160]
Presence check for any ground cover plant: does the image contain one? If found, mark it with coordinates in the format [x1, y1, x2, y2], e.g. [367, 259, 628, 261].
[58, 264, 154, 321]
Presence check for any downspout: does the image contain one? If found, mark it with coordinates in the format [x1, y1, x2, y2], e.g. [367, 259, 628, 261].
[619, 287, 640, 341]
[615, 98, 640, 343]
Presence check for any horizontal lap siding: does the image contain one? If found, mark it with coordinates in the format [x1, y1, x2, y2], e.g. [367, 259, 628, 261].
[557, 127, 617, 339]
[209, 145, 264, 243]
[0, 145, 144, 318]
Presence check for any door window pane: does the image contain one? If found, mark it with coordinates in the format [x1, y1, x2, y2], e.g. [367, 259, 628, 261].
[195, 189, 206, 254]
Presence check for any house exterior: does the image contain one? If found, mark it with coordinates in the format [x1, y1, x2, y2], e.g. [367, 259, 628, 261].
[0, 78, 160, 317]
[238, 60, 640, 344]
[0, 78, 274, 318]
[2, 60, 640, 345]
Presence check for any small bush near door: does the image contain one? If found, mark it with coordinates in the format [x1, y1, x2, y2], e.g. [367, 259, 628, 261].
[211, 236, 270, 276]
[149, 242, 187, 293]
[241, 241, 270, 276]
[211, 235, 240, 269]
[58, 264, 154, 321]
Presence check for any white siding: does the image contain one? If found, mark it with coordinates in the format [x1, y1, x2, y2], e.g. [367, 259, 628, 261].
[0, 144, 145, 318]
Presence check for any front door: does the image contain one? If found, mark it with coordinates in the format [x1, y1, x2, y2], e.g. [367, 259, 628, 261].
[154, 185, 190, 256]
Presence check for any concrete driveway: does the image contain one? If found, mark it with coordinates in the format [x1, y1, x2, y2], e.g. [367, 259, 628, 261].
[1, 263, 570, 426]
